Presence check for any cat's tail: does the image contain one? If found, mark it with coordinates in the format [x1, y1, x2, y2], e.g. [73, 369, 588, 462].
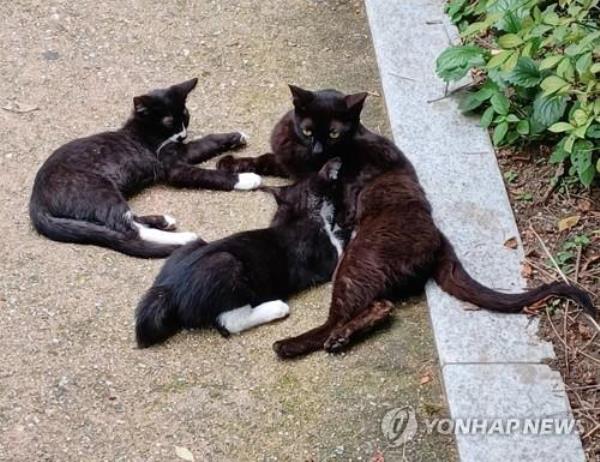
[433, 234, 596, 317]
[135, 285, 181, 348]
[30, 207, 184, 258]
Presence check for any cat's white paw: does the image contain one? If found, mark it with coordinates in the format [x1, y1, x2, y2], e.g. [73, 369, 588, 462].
[163, 215, 177, 230]
[234, 172, 262, 190]
[176, 232, 198, 244]
[263, 300, 290, 320]
[237, 131, 249, 145]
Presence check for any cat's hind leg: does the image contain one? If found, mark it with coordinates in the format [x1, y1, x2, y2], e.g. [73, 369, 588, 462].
[216, 300, 290, 334]
[323, 300, 393, 353]
[273, 242, 388, 359]
[185, 132, 247, 164]
[134, 214, 177, 231]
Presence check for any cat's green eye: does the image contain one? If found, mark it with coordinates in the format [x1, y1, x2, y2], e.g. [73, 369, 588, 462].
[329, 129, 340, 139]
[302, 127, 312, 137]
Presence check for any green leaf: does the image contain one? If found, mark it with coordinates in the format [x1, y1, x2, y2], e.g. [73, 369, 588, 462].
[532, 94, 567, 127]
[557, 58, 575, 82]
[548, 122, 574, 133]
[480, 106, 495, 128]
[572, 109, 589, 127]
[493, 122, 509, 145]
[540, 75, 570, 95]
[542, 10, 561, 25]
[597, 158, 600, 173]
[572, 140, 595, 186]
[506, 114, 520, 122]
[575, 53, 592, 76]
[506, 57, 541, 87]
[459, 93, 484, 112]
[539, 55, 563, 70]
[565, 135, 575, 153]
[586, 124, 600, 138]
[502, 51, 519, 72]
[462, 21, 487, 36]
[491, 93, 510, 115]
[498, 33, 523, 48]
[516, 120, 530, 135]
[549, 139, 569, 163]
[591, 63, 600, 73]
[487, 50, 512, 69]
[436, 46, 486, 82]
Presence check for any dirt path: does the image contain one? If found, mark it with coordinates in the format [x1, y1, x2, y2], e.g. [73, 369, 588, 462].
[0, 1, 455, 460]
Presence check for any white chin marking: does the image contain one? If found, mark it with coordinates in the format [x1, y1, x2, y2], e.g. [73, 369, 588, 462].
[234, 172, 262, 190]
[134, 222, 196, 245]
[216, 300, 290, 334]
[238, 131, 249, 145]
[163, 215, 177, 228]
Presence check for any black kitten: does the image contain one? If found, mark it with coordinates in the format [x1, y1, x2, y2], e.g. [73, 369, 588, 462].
[135, 158, 346, 347]
[217, 85, 367, 179]
[30, 78, 262, 258]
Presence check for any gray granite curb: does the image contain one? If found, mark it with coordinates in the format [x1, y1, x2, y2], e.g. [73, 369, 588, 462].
[364, 0, 585, 460]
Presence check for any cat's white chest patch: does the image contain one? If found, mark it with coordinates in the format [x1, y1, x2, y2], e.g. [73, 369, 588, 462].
[320, 201, 343, 257]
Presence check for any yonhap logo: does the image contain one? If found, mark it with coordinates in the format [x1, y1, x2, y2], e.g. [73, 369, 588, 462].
[381, 406, 418, 446]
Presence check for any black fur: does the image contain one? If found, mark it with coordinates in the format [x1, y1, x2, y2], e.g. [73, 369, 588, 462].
[135, 159, 345, 347]
[29, 78, 249, 258]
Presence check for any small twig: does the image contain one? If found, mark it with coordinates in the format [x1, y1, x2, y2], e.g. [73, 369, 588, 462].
[541, 163, 565, 204]
[582, 422, 600, 440]
[546, 307, 600, 365]
[388, 72, 416, 82]
[1, 104, 39, 114]
[530, 225, 569, 284]
[563, 304, 570, 377]
[427, 82, 475, 103]
[575, 246, 582, 284]
[567, 383, 600, 391]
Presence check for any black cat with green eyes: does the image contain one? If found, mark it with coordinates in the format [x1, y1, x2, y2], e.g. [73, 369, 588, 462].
[217, 85, 368, 179]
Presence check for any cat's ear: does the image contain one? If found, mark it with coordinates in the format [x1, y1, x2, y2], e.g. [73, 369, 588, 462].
[319, 157, 342, 181]
[170, 78, 198, 99]
[344, 92, 368, 116]
[288, 84, 314, 110]
[133, 95, 155, 115]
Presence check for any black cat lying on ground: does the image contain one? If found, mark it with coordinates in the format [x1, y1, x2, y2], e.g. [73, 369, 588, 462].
[30, 78, 261, 258]
[135, 158, 346, 347]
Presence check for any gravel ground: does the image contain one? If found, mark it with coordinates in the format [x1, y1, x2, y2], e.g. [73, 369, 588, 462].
[0, 1, 456, 460]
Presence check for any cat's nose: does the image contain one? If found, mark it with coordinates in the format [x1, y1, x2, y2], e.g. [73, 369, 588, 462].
[312, 141, 323, 155]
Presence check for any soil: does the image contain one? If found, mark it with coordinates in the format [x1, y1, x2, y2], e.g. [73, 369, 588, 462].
[497, 146, 600, 461]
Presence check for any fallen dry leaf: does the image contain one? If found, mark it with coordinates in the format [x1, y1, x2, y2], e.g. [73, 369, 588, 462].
[420, 374, 432, 385]
[504, 237, 518, 249]
[558, 215, 580, 232]
[175, 446, 194, 462]
[576, 199, 592, 213]
[521, 262, 534, 279]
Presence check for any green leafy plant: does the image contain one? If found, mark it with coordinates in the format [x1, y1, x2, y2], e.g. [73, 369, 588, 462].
[436, 0, 600, 187]
[554, 233, 590, 272]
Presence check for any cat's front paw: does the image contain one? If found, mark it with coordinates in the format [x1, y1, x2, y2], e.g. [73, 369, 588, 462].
[234, 131, 249, 147]
[272, 338, 312, 359]
[264, 300, 290, 320]
[234, 173, 262, 191]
